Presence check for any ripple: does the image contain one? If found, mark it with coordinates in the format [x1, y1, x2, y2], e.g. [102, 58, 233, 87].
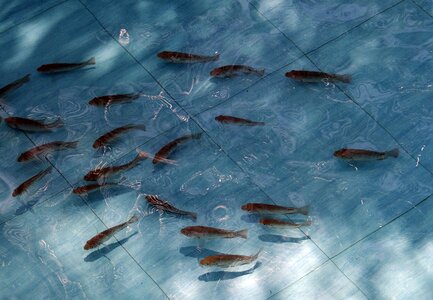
[3, 221, 31, 251]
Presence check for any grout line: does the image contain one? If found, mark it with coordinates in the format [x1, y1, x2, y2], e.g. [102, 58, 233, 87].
[411, 0, 433, 19]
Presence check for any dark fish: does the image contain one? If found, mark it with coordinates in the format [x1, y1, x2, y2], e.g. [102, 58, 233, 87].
[88, 93, 140, 106]
[333, 148, 399, 161]
[12, 166, 52, 197]
[145, 195, 197, 220]
[215, 115, 265, 126]
[200, 250, 261, 268]
[84, 215, 139, 250]
[84, 151, 148, 181]
[181, 226, 247, 239]
[157, 51, 220, 63]
[5, 117, 63, 132]
[37, 57, 96, 73]
[93, 124, 146, 149]
[73, 182, 119, 195]
[0, 74, 30, 98]
[260, 218, 312, 228]
[18, 141, 78, 162]
[285, 70, 351, 83]
[241, 203, 309, 215]
[210, 65, 264, 78]
[152, 133, 202, 164]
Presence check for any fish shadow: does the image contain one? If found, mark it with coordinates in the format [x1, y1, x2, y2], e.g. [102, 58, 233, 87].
[198, 262, 262, 282]
[179, 246, 222, 259]
[84, 232, 138, 262]
[15, 199, 39, 216]
[240, 214, 261, 223]
[258, 234, 310, 244]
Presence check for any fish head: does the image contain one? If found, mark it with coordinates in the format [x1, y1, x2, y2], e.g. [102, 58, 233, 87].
[333, 148, 349, 158]
[73, 187, 86, 194]
[88, 98, 99, 105]
[214, 115, 224, 122]
[199, 257, 212, 266]
[285, 70, 300, 79]
[83, 241, 93, 250]
[84, 172, 97, 181]
[92, 141, 102, 149]
[180, 228, 191, 236]
[4, 118, 18, 128]
[157, 51, 171, 60]
[241, 203, 253, 211]
[210, 68, 223, 77]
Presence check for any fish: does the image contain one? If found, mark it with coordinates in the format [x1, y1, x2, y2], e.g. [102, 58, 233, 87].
[157, 51, 220, 63]
[145, 195, 197, 220]
[152, 133, 202, 164]
[73, 182, 120, 195]
[12, 166, 53, 197]
[333, 148, 399, 161]
[88, 93, 140, 106]
[210, 65, 265, 78]
[285, 70, 351, 83]
[215, 115, 265, 126]
[93, 124, 146, 149]
[84, 151, 148, 181]
[5, 117, 64, 132]
[260, 218, 312, 228]
[200, 250, 261, 268]
[84, 215, 139, 250]
[241, 203, 309, 215]
[0, 74, 30, 98]
[37, 57, 96, 73]
[180, 226, 248, 239]
[18, 141, 78, 162]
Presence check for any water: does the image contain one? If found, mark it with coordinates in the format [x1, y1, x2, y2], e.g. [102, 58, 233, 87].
[1, 0, 433, 299]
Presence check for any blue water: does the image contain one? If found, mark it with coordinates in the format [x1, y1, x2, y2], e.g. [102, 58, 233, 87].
[1, 0, 433, 299]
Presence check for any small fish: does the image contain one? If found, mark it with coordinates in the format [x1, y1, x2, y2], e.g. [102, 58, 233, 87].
[18, 141, 78, 162]
[73, 182, 119, 195]
[241, 203, 309, 215]
[0, 74, 30, 98]
[93, 124, 146, 149]
[37, 57, 96, 73]
[333, 148, 399, 161]
[210, 65, 265, 78]
[285, 70, 351, 83]
[157, 51, 220, 63]
[200, 250, 261, 268]
[84, 151, 148, 181]
[88, 93, 140, 106]
[5, 117, 64, 132]
[145, 195, 197, 220]
[152, 133, 202, 164]
[181, 226, 248, 239]
[84, 215, 139, 250]
[215, 115, 265, 126]
[12, 166, 53, 197]
[260, 218, 312, 228]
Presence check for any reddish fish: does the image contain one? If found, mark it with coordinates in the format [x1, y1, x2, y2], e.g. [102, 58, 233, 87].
[12, 166, 53, 197]
[285, 70, 351, 83]
[181, 226, 248, 239]
[260, 218, 312, 228]
[210, 65, 265, 78]
[18, 141, 78, 162]
[145, 195, 197, 220]
[241, 203, 309, 215]
[37, 57, 96, 73]
[333, 148, 399, 161]
[200, 250, 261, 268]
[93, 124, 146, 149]
[152, 133, 202, 164]
[215, 115, 265, 126]
[157, 51, 220, 63]
[5, 117, 63, 132]
[84, 215, 139, 250]
[88, 93, 140, 106]
[0, 74, 30, 98]
[73, 182, 119, 195]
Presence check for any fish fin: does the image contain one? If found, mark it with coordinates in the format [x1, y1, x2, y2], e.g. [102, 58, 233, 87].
[297, 205, 309, 216]
[86, 57, 96, 65]
[212, 53, 220, 61]
[337, 74, 352, 83]
[257, 69, 265, 76]
[236, 229, 248, 239]
[386, 148, 399, 158]
[127, 215, 139, 224]
[47, 118, 64, 129]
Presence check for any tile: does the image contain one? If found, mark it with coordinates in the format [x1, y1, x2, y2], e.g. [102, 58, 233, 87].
[414, 0, 433, 15]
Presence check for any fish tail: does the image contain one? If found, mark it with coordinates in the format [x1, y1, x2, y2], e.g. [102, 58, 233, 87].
[254, 121, 265, 126]
[22, 74, 31, 83]
[212, 53, 220, 61]
[189, 212, 198, 221]
[127, 215, 139, 224]
[253, 248, 263, 259]
[236, 229, 248, 239]
[66, 141, 79, 148]
[337, 74, 352, 83]
[297, 205, 309, 216]
[86, 57, 96, 65]
[257, 69, 265, 76]
[133, 124, 146, 131]
[43, 166, 54, 175]
[385, 148, 399, 158]
[191, 132, 203, 139]
[136, 150, 150, 160]
[47, 118, 64, 129]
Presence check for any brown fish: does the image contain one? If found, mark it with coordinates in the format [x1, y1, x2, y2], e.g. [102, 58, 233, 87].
[181, 226, 248, 239]
[285, 70, 351, 83]
[88, 93, 140, 106]
[18, 141, 78, 162]
[157, 51, 220, 63]
[241, 203, 309, 215]
[210, 65, 265, 78]
[84, 151, 148, 181]
[93, 124, 146, 149]
[145, 195, 197, 220]
[333, 148, 399, 161]
[200, 250, 261, 268]
[5, 117, 63, 132]
[260, 218, 312, 228]
[152, 133, 202, 164]
[12, 166, 52, 197]
[73, 182, 119, 195]
[37, 57, 96, 73]
[0, 74, 30, 98]
[84, 215, 139, 250]
[215, 115, 265, 126]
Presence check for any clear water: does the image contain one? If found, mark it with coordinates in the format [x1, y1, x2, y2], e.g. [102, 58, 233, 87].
[1, 0, 433, 299]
